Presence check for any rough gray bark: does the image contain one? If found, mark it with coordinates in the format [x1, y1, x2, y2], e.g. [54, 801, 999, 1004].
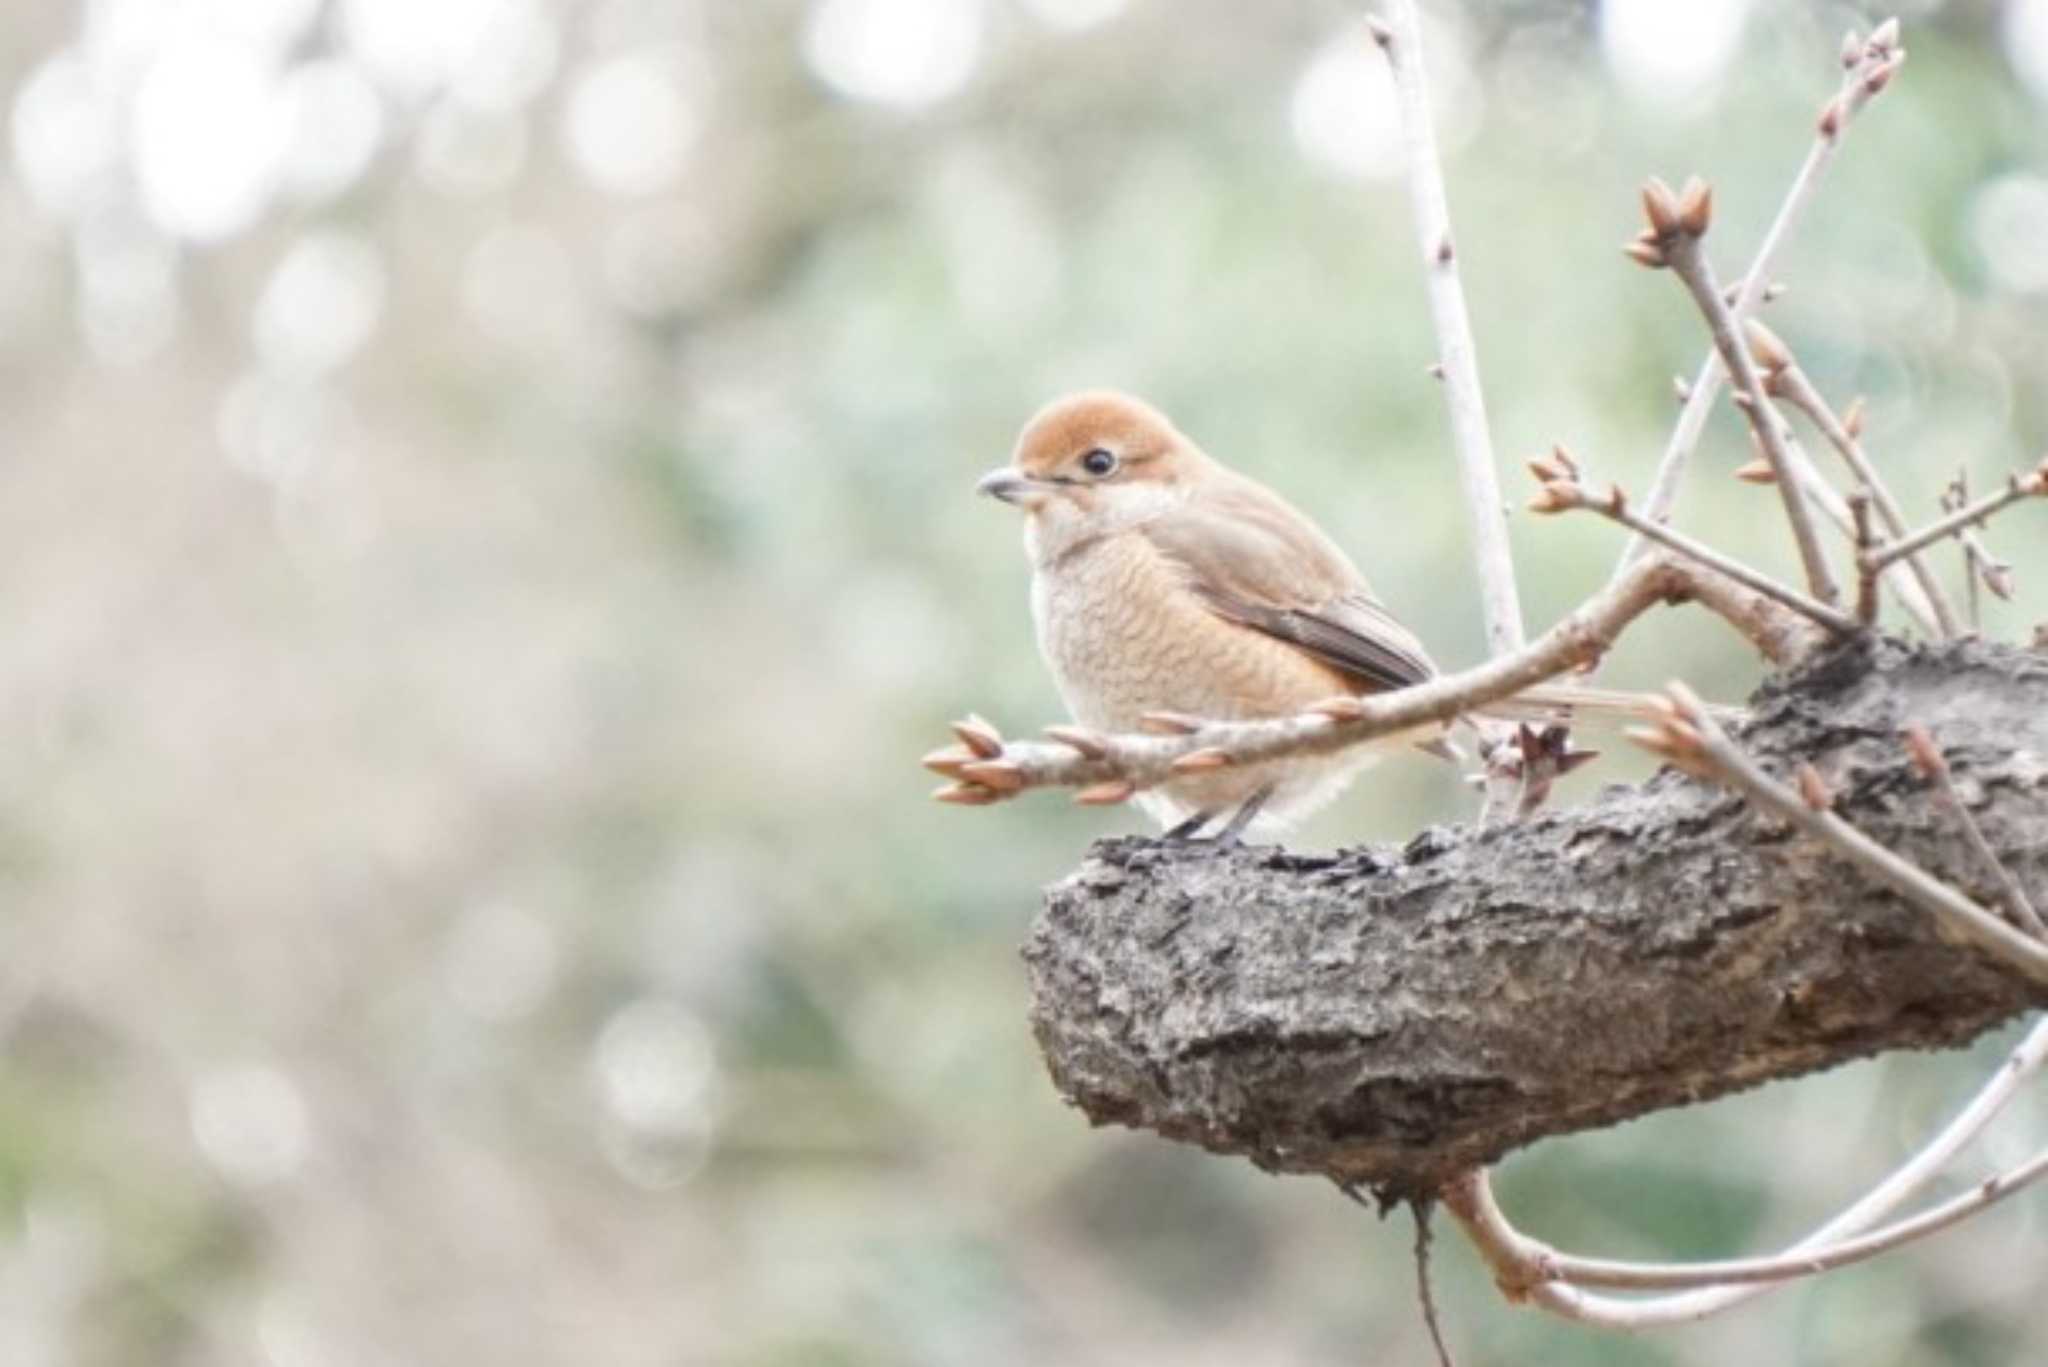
[1024, 637, 2048, 1199]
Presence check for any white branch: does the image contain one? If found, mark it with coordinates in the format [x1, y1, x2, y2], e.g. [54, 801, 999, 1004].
[1376, 2, 1524, 658]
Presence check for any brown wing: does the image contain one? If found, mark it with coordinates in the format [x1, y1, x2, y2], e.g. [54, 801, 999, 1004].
[1141, 471, 1437, 693]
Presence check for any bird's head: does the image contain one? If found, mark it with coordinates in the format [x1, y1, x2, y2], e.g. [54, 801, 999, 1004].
[978, 391, 1203, 557]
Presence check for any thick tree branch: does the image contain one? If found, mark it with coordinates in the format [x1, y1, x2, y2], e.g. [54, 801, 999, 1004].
[1023, 636, 2048, 1199]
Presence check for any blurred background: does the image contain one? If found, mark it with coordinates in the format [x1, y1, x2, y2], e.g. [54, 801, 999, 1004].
[2, 0, 2046, 1362]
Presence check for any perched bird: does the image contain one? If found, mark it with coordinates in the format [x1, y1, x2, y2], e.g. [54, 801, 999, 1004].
[977, 390, 1646, 838]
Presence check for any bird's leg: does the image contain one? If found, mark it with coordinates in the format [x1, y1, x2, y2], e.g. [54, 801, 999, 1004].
[1163, 809, 1218, 840]
[1212, 784, 1277, 845]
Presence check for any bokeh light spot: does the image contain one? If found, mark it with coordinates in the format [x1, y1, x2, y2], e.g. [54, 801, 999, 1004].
[1021, 0, 1128, 32]
[1968, 173, 2048, 293]
[11, 51, 122, 221]
[802, 0, 983, 108]
[593, 997, 717, 1137]
[1600, 0, 1752, 109]
[131, 37, 284, 240]
[253, 231, 387, 377]
[189, 1063, 312, 1187]
[562, 51, 703, 197]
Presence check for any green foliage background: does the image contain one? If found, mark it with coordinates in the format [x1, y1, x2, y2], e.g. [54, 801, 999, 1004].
[1, 1, 2045, 1362]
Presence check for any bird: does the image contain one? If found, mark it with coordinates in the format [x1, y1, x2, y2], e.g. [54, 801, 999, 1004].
[976, 389, 1655, 840]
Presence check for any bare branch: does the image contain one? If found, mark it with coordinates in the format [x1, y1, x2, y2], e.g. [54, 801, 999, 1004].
[1654, 226, 1843, 606]
[1849, 492, 1879, 627]
[927, 556, 1813, 806]
[1862, 460, 2048, 578]
[1443, 1010, 2048, 1327]
[1762, 336, 1962, 636]
[1376, 0, 1523, 658]
[1618, 28, 1905, 572]
[1529, 474, 1861, 636]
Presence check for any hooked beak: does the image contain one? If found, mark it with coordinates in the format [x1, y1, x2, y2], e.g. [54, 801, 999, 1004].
[976, 467, 1055, 510]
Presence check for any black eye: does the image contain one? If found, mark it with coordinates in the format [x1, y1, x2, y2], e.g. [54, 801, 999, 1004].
[1080, 448, 1117, 477]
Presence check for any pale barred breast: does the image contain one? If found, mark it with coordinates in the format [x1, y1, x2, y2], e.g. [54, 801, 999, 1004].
[1031, 531, 1355, 733]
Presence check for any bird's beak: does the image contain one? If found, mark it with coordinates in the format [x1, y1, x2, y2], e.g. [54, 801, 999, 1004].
[976, 467, 1053, 510]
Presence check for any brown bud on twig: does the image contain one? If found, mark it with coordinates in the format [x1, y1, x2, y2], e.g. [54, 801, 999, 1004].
[933, 782, 1002, 806]
[1550, 444, 1581, 479]
[1672, 375, 1692, 404]
[1073, 779, 1136, 806]
[1623, 235, 1667, 269]
[1641, 177, 1681, 235]
[1367, 15, 1393, 49]
[951, 715, 1003, 759]
[1526, 481, 1579, 515]
[1761, 281, 1787, 303]
[1309, 695, 1368, 723]
[1868, 17, 1901, 57]
[1743, 318, 1793, 373]
[1795, 762, 1834, 811]
[1864, 57, 1902, 96]
[1733, 458, 1778, 485]
[1625, 721, 1709, 777]
[1839, 29, 1863, 68]
[1138, 710, 1203, 736]
[1041, 724, 1108, 760]
[1818, 98, 1844, 139]
[1169, 747, 1233, 775]
[1602, 483, 1628, 515]
[922, 745, 978, 778]
[1730, 390, 1761, 418]
[1677, 176, 1712, 236]
[1902, 723, 1947, 782]
[1842, 395, 1866, 439]
[1426, 362, 1447, 380]
[1436, 235, 1454, 264]
[1984, 563, 2016, 601]
[959, 758, 1026, 792]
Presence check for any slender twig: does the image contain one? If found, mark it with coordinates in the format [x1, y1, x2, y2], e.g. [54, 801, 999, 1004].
[1442, 1012, 2048, 1328]
[1849, 493, 1879, 626]
[1654, 228, 1842, 605]
[1501, 1145, 2048, 1293]
[1412, 1201, 1456, 1367]
[926, 556, 1814, 806]
[1618, 25, 1905, 573]
[1529, 473, 1861, 636]
[1947, 474, 1981, 631]
[1947, 469, 2017, 603]
[1861, 461, 2048, 577]
[1765, 344, 1961, 636]
[1648, 683, 2048, 987]
[1374, 2, 1523, 659]
[1904, 724, 2047, 939]
[1782, 438, 1943, 635]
